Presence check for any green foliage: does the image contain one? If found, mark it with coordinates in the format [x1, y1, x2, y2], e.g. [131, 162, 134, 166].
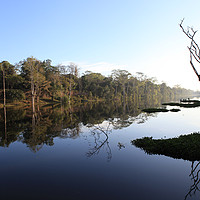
[0, 57, 198, 105]
[0, 89, 25, 101]
[132, 133, 200, 161]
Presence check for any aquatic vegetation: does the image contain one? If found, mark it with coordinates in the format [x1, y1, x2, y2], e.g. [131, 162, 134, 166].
[142, 108, 169, 113]
[180, 99, 200, 103]
[170, 108, 181, 112]
[162, 99, 200, 108]
[132, 133, 200, 161]
[162, 102, 180, 106]
[142, 108, 181, 113]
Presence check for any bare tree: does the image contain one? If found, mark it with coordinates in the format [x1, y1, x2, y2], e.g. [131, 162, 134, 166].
[180, 19, 200, 81]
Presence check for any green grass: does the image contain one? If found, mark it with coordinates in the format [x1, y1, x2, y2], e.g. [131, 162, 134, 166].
[132, 133, 200, 161]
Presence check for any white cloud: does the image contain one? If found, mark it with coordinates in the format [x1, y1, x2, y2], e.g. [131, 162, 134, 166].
[61, 61, 126, 76]
[61, 53, 200, 91]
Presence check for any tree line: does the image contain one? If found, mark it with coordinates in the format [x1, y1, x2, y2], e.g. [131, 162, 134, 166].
[0, 57, 198, 106]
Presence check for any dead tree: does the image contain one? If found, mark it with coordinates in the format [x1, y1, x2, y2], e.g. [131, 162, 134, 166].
[180, 19, 200, 81]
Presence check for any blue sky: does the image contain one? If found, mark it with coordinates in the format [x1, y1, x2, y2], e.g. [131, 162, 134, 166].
[1, 0, 200, 90]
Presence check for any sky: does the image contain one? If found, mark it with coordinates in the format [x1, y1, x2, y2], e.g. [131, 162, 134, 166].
[1, 0, 200, 90]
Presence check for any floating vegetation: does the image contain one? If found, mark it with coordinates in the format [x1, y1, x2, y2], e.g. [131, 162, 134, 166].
[118, 142, 125, 150]
[170, 108, 181, 112]
[162, 99, 200, 108]
[131, 133, 200, 161]
[180, 99, 200, 103]
[162, 102, 180, 106]
[142, 108, 169, 113]
[142, 108, 180, 113]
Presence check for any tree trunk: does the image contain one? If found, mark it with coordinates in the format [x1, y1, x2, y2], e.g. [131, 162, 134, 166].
[37, 95, 39, 104]
[3, 67, 6, 107]
[4, 105, 7, 144]
[123, 83, 126, 102]
[69, 76, 72, 105]
[32, 95, 35, 114]
[31, 78, 35, 113]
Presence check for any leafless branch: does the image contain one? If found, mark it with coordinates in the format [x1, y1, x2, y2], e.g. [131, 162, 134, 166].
[180, 19, 200, 81]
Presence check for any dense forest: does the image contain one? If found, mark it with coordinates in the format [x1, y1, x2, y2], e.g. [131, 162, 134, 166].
[0, 57, 198, 107]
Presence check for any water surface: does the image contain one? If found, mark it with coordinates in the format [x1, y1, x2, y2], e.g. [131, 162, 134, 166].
[1, 99, 200, 200]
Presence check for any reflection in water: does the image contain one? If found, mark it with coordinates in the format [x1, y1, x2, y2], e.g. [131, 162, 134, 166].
[111, 112, 157, 129]
[86, 123, 112, 161]
[133, 136, 200, 199]
[0, 96, 163, 151]
[185, 161, 200, 200]
[117, 142, 125, 150]
[0, 96, 199, 200]
[3, 106, 6, 146]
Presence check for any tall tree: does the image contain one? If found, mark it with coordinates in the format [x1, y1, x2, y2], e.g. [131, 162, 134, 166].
[111, 69, 131, 101]
[67, 63, 79, 104]
[20, 57, 42, 113]
[43, 60, 60, 101]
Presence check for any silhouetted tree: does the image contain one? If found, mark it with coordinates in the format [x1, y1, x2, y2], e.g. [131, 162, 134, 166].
[180, 19, 200, 81]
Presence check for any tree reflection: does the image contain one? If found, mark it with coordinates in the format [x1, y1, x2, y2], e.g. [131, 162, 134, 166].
[60, 126, 81, 139]
[86, 123, 112, 161]
[0, 106, 7, 146]
[185, 161, 200, 200]
[0, 95, 170, 151]
[21, 106, 54, 152]
[132, 135, 200, 199]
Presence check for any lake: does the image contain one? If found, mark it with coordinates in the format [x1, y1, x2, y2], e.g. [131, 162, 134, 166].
[0, 98, 200, 200]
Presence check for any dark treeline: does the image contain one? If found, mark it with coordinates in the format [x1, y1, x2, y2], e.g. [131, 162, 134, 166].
[0, 57, 198, 106]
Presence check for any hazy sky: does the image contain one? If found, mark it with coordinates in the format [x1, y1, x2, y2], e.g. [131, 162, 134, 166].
[1, 0, 200, 90]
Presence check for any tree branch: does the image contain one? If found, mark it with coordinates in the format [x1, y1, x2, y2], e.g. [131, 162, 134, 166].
[180, 19, 200, 81]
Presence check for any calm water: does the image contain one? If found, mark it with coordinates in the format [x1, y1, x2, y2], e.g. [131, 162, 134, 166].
[1, 99, 200, 200]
